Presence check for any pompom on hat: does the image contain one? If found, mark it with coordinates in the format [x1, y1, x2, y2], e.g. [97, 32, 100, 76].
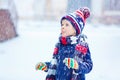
[61, 7, 90, 36]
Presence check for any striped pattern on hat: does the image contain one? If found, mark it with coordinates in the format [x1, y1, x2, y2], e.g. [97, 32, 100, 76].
[61, 7, 90, 36]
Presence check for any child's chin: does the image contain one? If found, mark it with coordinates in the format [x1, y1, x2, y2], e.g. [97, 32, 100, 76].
[61, 35, 67, 37]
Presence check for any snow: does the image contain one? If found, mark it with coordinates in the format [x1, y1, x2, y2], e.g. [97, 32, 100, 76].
[0, 20, 120, 80]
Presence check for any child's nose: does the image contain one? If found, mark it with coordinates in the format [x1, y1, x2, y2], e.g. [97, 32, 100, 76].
[61, 25, 65, 29]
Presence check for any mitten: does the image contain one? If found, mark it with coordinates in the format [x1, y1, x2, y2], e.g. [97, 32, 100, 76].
[63, 58, 78, 69]
[35, 62, 47, 71]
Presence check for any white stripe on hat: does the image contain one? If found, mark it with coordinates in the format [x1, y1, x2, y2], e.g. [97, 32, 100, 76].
[68, 14, 82, 34]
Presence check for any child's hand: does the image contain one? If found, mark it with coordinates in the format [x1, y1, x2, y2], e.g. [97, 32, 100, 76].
[35, 62, 47, 71]
[63, 58, 79, 69]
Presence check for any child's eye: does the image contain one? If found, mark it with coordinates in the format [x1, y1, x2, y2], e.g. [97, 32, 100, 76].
[66, 23, 69, 27]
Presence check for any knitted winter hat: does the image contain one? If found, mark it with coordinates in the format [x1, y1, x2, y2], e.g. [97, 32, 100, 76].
[61, 7, 90, 36]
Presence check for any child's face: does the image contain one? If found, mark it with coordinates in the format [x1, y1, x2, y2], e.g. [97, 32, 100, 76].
[61, 19, 76, 37]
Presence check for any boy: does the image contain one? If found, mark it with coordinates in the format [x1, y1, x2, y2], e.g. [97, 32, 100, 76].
[35, 7, 93, 80]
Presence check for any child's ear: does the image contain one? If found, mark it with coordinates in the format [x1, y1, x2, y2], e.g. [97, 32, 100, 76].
[73, 31, 76, 36]
[73, 28, 76, 36]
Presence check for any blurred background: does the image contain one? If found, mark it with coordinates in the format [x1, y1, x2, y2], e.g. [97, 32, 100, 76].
[0, 0, 120, 80]
[15, 0, 120, 23]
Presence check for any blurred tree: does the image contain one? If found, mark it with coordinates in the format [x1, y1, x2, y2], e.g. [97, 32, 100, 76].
[0, 0, 18, 42]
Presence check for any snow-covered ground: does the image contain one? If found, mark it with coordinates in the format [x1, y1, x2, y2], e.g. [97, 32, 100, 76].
[0, 20, 120, 80]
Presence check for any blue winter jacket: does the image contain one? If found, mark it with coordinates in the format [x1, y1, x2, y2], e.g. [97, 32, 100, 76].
[45, 36, 93, 80]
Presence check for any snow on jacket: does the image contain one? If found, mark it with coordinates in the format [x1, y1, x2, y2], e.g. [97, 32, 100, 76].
[45, 34, 93, 80]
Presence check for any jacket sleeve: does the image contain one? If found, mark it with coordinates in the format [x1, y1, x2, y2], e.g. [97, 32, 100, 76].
[74, 47, 93, 74]
[44, 62, 50, 72]
[73, 35, 93, 74]
[45, 56, 57, 80]
[44, 53, 58, 73]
